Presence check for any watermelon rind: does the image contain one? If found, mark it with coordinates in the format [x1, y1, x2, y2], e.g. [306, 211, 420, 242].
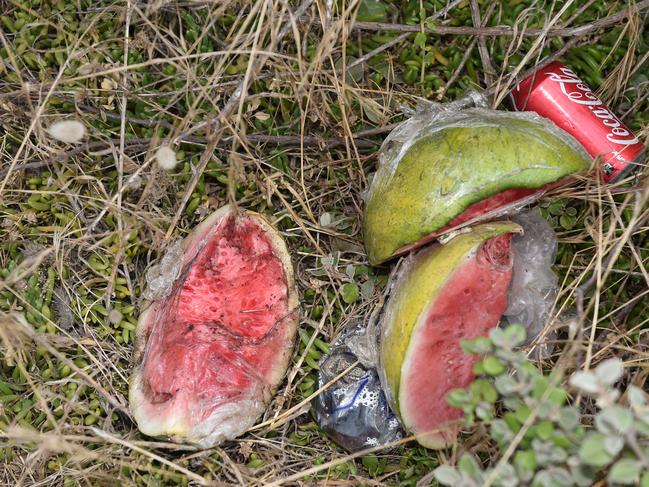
[129, 205, 298, 447]
[379, 222, 522, 448]
[363, 109, 590, 265]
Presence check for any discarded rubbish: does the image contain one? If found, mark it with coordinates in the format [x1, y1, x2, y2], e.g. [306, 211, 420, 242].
[362, 103, 590, 265]
[503, 208, 559, 343]
[510, 61, 645, 182]
[314, 209, 565, 451]
[129, 205, 298, 447]
[313, 321, 404, 452]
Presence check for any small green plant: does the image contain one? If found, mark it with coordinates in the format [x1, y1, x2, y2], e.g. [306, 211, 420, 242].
[433, 325, 649, 487]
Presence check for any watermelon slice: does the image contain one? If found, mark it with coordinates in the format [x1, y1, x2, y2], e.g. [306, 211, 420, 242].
[363, 109, 590, 264]
[129, 205, 298, 447]
[379, 222, 522, 448]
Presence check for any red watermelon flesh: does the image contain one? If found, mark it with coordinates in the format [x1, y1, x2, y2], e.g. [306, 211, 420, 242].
[399, 234, 514, 447]
[443, 188, 538, 230]
[130, 209, 297, 447]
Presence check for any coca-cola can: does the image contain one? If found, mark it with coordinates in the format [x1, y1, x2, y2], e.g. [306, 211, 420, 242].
[510, 61, 645, 182]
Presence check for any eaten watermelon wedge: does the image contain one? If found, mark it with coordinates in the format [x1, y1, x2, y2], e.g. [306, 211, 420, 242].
[129, 205, 298, 447]
[379, 222, 522, 449]
[363, 109, 590, 264]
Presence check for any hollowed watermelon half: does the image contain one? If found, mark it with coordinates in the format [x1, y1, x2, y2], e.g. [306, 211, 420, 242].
[363, 109, 590, 264]
[379, 222, 522, 449]
[129, 205, 298, 447]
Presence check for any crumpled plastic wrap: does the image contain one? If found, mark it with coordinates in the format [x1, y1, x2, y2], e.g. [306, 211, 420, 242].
[142, 240, 184, 301]
[503, 208, 559, 343]
[313, 321, 403, 452]
[370, 93, 586, 199]
[371, 92, 488, 186]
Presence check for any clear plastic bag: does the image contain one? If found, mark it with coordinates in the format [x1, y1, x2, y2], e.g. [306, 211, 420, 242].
[503, 208, 559, 343]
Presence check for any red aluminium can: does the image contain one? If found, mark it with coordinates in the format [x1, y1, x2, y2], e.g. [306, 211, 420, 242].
[510, 61, 645, 182]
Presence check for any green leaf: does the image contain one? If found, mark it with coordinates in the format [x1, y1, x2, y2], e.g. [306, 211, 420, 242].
[594, 358, 624, 385]
[628, 386, 647, 409]
[532, 375, 549, 399]
[344, 264, 355, 279]
[536, 420, 554, 440]
[495, 375, 517, 395]
[447, 388, 470, 408]
[641, 471, 649, 487]
[637, 420, 649, 437]
[608, 459, 642, 485]
[515, 404, 531, 424]
[458, 453, 482, 481]
[340, 283, 360, 304]
[493, 462, 519, 486]
[472, 337, 494, 354]
[548, 467, 575, 487]
[470, 379, 498, 403]
[558, 407, 580, 431]
[362, 455, 379, 475]
[514, 449, 537, 474]
[433, 465, 462, 485]
[596, 406, 634, 435]
[489, 328, 507, 348]
[472, 360, 485, 375]
[569, 371, 599, 394]
[246, 457, 264, 469]
[559, 215, 576, 230]
[552, 431, 572, 449]
[461, 337, 479, 354]
[423, 18, 437, 31]
[536, 399, 555, 419]
[356, 0, 388, 22]
[578, 432, 614, 467]
[548, 387, 568, 406]
[360, 279, 375, 299]
[548, 202, 564, 216]
[569, 459, 596, 487]
[483, 356, 506, 376]
[491, 419, 514, 444]
[504, 412, 521, 433]
[414, 32, 427, 48]
[476, 401, 494, 421]
[604, 436, 624, 456]
[503, 324, 527, 347]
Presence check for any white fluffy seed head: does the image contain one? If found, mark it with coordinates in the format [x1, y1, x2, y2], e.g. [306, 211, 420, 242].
[108, 308, 123, 324]
[155, 146, 178, 170]
[47, 120, 86, 144]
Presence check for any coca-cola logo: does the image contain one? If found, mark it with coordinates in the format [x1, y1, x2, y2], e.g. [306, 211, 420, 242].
[546, 67, 639, 146]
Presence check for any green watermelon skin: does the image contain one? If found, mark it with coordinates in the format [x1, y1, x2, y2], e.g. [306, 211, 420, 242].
[364, 109, 590, 265]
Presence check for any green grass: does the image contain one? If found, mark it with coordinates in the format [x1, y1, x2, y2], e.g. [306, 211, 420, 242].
[0, 0, 648, 485]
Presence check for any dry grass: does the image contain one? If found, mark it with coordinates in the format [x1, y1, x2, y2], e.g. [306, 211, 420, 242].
[0, 0, 648, 485]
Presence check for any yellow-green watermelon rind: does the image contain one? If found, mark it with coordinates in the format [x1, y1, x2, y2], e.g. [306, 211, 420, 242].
[379, 222, 522, 420]
[364, 110, 590, 265]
